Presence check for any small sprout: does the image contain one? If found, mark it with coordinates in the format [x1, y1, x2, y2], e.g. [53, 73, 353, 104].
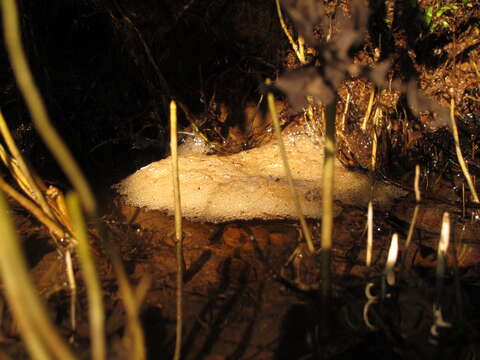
[422, 4, 459, 34]
[424, 6, 433, 27]
[435, 5, 458, 18]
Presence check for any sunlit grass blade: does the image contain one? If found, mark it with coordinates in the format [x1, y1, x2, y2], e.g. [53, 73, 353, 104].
[66, 193, 106, 360]
[0, 190, 76, 360]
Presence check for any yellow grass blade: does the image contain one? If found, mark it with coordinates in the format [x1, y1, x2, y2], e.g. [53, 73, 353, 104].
[0, 191, 76, 360]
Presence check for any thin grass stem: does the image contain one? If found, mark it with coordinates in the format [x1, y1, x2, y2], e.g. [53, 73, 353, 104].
[64, 250, 77, 335]
[470, 59, 480, 79]
[321, 101, 337, 298]
[449, 98, 480, 203]
[366, 201, 373, 267]
[340, 91, 351, 133]
[436, 212, 451, 307]
[105, 240, 146, 360]
[171, 101, 184, 360]
[371, 127, 378, 171]
[0, 191, 76, 360]
[66, 193, 106, 360]
[361, 87, 375, 130]
[405, 165, 421, 251]
[403, 206, 419, 267]
[385, 233, 399, 286]
[274, 0, 306, 64]
[0, 176, 65, 239]
[0, 111, 51, 217]
[414, 164, 421, 202]
[266, 86, 315, 253]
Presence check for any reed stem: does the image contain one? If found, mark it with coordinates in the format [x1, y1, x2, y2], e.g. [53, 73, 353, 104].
[274, 0, 306, 64]
[0, 191, 76, 360]
[171, 101, 184, 360]
[449, 98, 479, 203]
[67, 193, 106, 360]
[320, 101, 336, 298]
[267, 86, 315, 253]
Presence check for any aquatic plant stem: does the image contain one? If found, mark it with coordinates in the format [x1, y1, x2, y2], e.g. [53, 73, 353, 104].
[449, 98, 480, 203]
[171, 101, 184, 360]
[1, 0, 96, 216]
[267, 87, 315, 253]
[321, 101, 336, 298]
[0, 191, 76, 360]
[67, 193, 106, 360]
